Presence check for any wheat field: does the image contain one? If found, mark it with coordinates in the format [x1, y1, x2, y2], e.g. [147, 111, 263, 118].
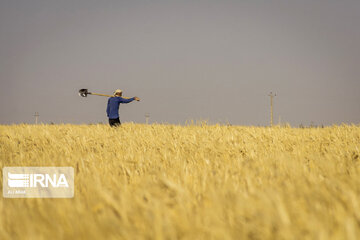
[0, 123, 359, 240]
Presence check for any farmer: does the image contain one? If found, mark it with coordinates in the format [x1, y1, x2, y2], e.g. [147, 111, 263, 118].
[106, 89, 140, 127]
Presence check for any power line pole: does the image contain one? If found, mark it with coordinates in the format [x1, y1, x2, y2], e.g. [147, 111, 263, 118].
[34, 112, 39, 124]
[145, 113, 150, 124]
[268, 92, 276, 127]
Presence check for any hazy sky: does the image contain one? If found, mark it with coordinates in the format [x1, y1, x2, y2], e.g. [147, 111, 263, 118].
[0, 0, 359, 126]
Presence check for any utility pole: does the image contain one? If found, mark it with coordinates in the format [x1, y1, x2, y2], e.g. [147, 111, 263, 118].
[268, 92, 276, 127]
[34, 112, 39, 124]
[145, 113, 150, 124]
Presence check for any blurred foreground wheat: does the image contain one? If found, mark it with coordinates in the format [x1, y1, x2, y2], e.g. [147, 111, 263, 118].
[0, 123, 359, 240]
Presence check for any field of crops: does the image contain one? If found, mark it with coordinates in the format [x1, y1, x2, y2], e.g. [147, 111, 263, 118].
[0, 124, 359, 240]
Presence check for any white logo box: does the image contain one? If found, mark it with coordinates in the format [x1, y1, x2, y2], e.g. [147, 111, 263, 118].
[3, 167, 74, 198]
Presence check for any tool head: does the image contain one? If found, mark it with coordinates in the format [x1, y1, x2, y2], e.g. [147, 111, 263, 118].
[79, 89, 90, 97]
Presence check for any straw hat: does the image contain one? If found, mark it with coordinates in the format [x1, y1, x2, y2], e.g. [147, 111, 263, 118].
[113, 89, 123, 96]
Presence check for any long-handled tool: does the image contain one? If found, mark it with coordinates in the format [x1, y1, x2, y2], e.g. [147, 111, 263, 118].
[78, 89, 132, 99]
[79, 89, 112, 97]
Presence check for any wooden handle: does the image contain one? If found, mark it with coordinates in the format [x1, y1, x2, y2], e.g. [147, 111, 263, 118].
[90, 92, 134, 99]
[90, 93, 113, 97]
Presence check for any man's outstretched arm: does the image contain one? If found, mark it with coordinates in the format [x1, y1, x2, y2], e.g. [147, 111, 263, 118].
[119, 97, 140, 103]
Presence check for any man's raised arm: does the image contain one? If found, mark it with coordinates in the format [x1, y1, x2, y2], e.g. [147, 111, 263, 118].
[119, 97, 140, 103]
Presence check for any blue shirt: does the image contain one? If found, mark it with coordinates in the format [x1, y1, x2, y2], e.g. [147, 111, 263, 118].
[106, 97, 135, 119]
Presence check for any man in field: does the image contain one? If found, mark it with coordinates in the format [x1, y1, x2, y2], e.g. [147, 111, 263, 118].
[106, 89, 140, 127]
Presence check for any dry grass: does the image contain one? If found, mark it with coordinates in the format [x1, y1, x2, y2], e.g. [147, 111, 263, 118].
[0, 123, 360, 240]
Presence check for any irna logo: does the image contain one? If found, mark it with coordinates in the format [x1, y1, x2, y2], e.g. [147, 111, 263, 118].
[3, 167, 74, 198]
[8, 172, 69, 188]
